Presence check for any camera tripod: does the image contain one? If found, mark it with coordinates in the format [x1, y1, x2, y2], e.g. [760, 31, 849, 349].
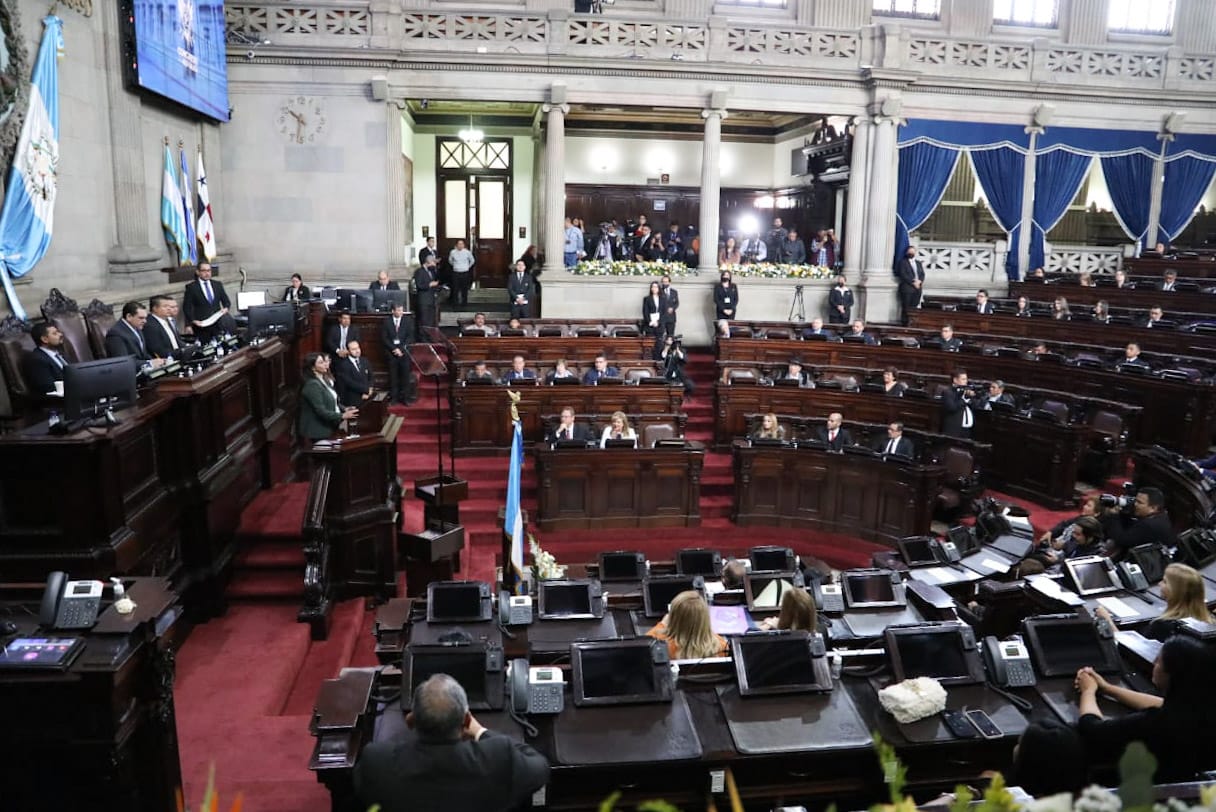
[788, 284, 806, 322]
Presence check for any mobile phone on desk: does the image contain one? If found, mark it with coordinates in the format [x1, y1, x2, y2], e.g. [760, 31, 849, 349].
[965, 708, 1003, 739]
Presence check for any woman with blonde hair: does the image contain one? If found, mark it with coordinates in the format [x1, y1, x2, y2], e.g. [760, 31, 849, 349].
[599, 410, 637, 448]
[1149, 563, 1215, 640]
[752, 412, 785, 441]
[647, 590, 728, 660]
[760, 587, 817, 632]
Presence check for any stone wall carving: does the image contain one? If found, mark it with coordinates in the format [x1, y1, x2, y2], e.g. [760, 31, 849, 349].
[1044, 245, 1124, 275]
[404, 12, 547, 43]
[225, 4, 371, 37]
[919, 242, 998, 276]
[907, 38, 1030, 72]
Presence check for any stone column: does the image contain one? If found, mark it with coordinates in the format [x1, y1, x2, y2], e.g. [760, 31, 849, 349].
[843, 115, 871, 281]
[862, 102, 900, 282]
[386, 104, 409, 272]
[542, 84, 568, 275]
[1016, 127, 1041, 280]
[1064, 0, 1110, 45]
[1146, 137, 1170, 250]
[1176, 0, 1216, 52]
[698, 90, 728, 274]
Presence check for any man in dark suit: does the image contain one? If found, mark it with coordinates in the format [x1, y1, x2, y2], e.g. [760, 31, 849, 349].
[182, 263, 236, 341]
[104, 301, 158, 365]
[941, 370, 976, 438]
[507, 260, 536, 320]
[975, 289, 994, 315]
[845, 319, 877, 345]
[549, 406, 590, 443]
[334, 340, 374, 407]
[283, 273, 310, 303]
[22, 322, 68, 403]
[1160, 270, 1177, 292]
[937, 324, 962, 352]
[877, 421, 915, 458]
[1120, 342, 1151, 368]
[502, 355, 537, 384]
[983, 380, 1015, 410]
[145, 295, 188, 360]
[659, 275, 679, 337]
[369, 271, 400, 292]
[582, 355, 620, 384]
[815, 412, 853, 451]
[418, 236, 439, 267]
[324, 311, 359, 363]
[827, 275, 854, 324]
[413, 257, 442, 330]
[896, 247, 925, 326]
[466, 361, 496, 383]
[353, 674, 549, 812]
[381, 303, 416, 405]
[1100, 487, 1178, 555]
[1145, 306, 1166, 328]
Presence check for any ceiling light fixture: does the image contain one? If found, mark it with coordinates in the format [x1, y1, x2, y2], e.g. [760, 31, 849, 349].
[459, 115, 484, 145]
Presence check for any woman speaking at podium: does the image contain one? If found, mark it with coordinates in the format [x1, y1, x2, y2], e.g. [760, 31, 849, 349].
[298, 352, 359, 441]
[599, 411, 637, 448]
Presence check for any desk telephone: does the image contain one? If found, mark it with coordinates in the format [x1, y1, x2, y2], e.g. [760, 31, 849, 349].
[1118, 562, 1150, 592]
[931, 539, 961, 564]
[499, 592, 534, 626]
[814, 582, 845, 614]
[982, 636, 1036, 688]
[40, 572, 104, 630]
[509, 659, 564, 715]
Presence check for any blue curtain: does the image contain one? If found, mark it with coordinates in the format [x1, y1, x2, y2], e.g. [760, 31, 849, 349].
[969, 147, 1026, 280]
[1029, 149, 1092, 271]
[893, 141, 960, 268]
[1159, 155, 1216, 243]
[1099, 152, 1156, 247]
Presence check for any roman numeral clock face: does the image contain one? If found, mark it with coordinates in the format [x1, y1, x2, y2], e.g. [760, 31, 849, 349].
[277, 96, 326, 144]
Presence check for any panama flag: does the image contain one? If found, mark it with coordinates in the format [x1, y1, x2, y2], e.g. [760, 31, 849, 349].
[0, 16, 64, 320]
[503, 419, 526, 594]
[161, 143, 189, 264]
[196, 150, 216, 261]
[178, 146, 198, 265]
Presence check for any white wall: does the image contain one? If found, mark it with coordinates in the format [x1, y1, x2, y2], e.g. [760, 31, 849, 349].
[564, 135, 775, 189]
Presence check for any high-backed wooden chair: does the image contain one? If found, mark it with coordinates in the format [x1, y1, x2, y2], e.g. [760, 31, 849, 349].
[40, 289, 94, 364]
[83, 300, 117, 360]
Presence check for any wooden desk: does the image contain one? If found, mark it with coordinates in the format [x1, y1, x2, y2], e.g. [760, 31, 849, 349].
[534, 444, 704, 530]
[1009, 281, 1216, 315]
[716, 337, 1216, 456]
[1125, 256, 1216, 279]
[451, 382, 684, 454]
[732, 443, 941, 544]
[450, 335, 655, 366]
[0, 577, 184, 812]
[1132, 446, 1214, 535]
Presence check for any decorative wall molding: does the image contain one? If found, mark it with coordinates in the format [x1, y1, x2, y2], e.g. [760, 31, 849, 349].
[225, 4, 372, 37]
[907, 38, 1030, 72]
[918, 242, 999, 276]
[1044, 245, 1124, 274]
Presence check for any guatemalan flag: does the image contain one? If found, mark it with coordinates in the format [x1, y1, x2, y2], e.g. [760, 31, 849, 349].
[161, 142, 189, 265]
[504, 418, 526, 594]
[196, 149, 216, 261]
[0, 16, 64, 320]
[178, 145, 198, 265]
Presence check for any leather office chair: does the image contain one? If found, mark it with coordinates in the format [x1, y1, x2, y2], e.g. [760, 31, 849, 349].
[41, 289, 94, 364]
[535, 324, 566, 337]
[762, 327, 792, 340]
[1032, 399, 1069, 424]
[609, 324, 640, 338]
[727, 369, 758, 385]
[642, 422, 676, 448]
[83, 299, 117, 360]
[727, 326, 752, 338]
[934, 446, 983, 522]
[0, 316, 35, 427]
[625, 368, 652, 383]
[1081, 409, 1128, 485]
[575, 325, 605, 338]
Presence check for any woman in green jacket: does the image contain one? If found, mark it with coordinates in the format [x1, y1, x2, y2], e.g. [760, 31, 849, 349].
[298, 352, 358, 441]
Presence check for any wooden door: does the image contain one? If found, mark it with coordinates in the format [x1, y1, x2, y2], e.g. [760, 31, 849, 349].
[437, 139, 512, 289]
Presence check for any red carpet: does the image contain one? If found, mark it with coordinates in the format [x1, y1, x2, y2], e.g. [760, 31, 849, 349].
[172, 347, 1105, 810]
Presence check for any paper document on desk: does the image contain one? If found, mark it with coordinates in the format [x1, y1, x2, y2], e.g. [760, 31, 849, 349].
[197, 310, 224, 327]
[980, 557, 1011, 574]
[1097, 596, 1139, 619]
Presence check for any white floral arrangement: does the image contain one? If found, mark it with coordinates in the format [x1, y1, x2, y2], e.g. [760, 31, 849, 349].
[570, 259, 694, 277]
[718, 262, 836, 279]
[529, 534, 565, 580]
[1027, 785, 1216, 812]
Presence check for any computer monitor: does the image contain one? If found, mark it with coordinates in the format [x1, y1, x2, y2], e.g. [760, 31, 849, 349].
[731, 631, 832, 696]
[426, 580, 492, 623]
[841, 569, 906, 610]
[1129, 543, 1171, 585]
[1022, 614, 1122, 676]
[885, 623, 985, 685]
[537, 580, 603, 620]
[570, 638, 673, 706]
[63, 357, 139, 421]
[749, 546, 795, 573]
[334, 288, 374, 313]
[898, 537, 939, 568]
[246, 302, 296, 337]
[235, 290, 267, 311]
[1063, 556, 1122, 597]
[603, 438, 637, 449]
[948, 525, 979, 556]
[642, 575, 705, 619]
[402, 643, 504, 711]
[597, 551, 646, 582]
[743, 570, 804, 612]
[372, 289, 407, 312]
[676, 548, 722, 578]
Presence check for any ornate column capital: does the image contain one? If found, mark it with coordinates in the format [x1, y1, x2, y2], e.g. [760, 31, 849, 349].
[542, 103, 570, 115]
[701, 107, 728, 121]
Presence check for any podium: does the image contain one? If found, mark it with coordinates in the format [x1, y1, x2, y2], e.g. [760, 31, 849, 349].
[299, 415, 403, 639]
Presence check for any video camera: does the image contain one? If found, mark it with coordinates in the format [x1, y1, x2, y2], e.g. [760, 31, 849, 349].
[1099, 481, 1137, 514]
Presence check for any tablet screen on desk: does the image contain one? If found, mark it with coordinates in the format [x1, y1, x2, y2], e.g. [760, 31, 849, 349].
[885, 624, 983, 685]
[1064, 557, 1121, 597]
[403, 645, 503, 710]
[733, 632, 831, 696]
[744, 571, 803, 612]
[0, 637, 83, 670]
[676, 548, 722, 577]
[843, 570, 905, 609]
[571, 639, 672, 706]
[1023, 616, 1121, 677]
[427, 581, 491, 623]
[642, 575, 705, 618]
[538, 581, 599, 620]
[598, 551, 646, 582]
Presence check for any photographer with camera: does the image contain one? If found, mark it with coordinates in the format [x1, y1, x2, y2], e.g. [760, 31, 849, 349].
[942, 369, 976, 439]
[739, 233, 767, 264]
[654, 334, 693, 395]
[764, 217, 788, 262]
[592, 222, 622, 261]
[1099, 485, 1178, 557]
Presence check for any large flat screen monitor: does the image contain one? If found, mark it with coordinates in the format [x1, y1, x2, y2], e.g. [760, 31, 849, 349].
[743, 570, 804, 612]
[236, 291, 267, 311]
[426, 580, 492, 624]
[247, 303, 296, 337]
[120, 0, 230, 121]
[372, 289, 407, 312]
[731, 631, 832, 696]
[334, 289, 374, 313]
[570, 638, 673, 706]
[537, 580, 602, 620]
[1063, 556, 1122, 597]
[749, 546, 795, 573]
[885, 623, 985, 685]
[642, 575, 705, 619]
[676, 548, 723, 577]
[402, 644, 504, 711]
[1022, 615, 1122, 677]
[63, 357, 139, 421]
[597, 551, 646, 582]
[842, 569, 906, 610]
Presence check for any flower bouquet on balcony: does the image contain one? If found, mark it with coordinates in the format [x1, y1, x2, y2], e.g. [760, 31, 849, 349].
[529, 534, 565, 580]
[718, 262, 835, 279]
[570, 259, 693, 276]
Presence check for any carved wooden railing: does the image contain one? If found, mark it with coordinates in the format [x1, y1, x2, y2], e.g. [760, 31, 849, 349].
[299, 463, 333, 640]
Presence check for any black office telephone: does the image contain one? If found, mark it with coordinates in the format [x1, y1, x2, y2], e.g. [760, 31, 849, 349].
[813, 581, 845, 614]
[982, 635, 1037, 688]
[39, 572, 104, 631]
[509, 658, 564, 715]
[933, 539, 962, 564]
[1118, 562, 1150, 592]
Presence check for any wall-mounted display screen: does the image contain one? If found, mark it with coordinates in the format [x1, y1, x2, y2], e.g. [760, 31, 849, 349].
[122, 0, 230, 122]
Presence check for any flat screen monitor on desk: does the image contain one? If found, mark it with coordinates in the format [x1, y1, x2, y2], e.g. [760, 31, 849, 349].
[677, 548, 722, 577]
[598, 551, 646, 582]
[731, 631, 832, 696]
[749, 546, 795, 573]
[744, 570, 804, 612]
[1063, 556, 1122, 597]
[898, 537, 939, 568]
[246, 302, 296, 337]
[842, 569, 906, 610]
[63, 357, 138, 421]
[538, 580, 603, 620]
[372, 289, 407, 312]
[334, 288, 374, 313]
[1022, 614, 1121, 677]
[642, 575, 705, 619]
[603, 438, 637, 449]
[235, 290, 267, 311]
[426, 580, 492, 623]
[885, 622, 984, 685]
[402, 643, 504, 711]
[571, 638, 673, 706]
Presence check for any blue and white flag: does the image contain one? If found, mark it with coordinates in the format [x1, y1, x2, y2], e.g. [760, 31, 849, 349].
[504, 419, 526, 593]
[161, 143, 189, 265]
[0, 16, 64, 320]
[179, 146, 198, 265]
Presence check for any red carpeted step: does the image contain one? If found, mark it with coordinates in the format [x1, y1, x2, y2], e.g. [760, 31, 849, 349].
[278, 597, 367, 716]
[234, 539, 305, 570]
[226, 570, 302, 601]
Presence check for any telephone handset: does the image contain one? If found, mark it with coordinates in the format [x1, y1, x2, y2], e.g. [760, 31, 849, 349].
[509, 658, 564, 715]
[40, 571, 104, 630]
[1118, 562, 1150, 592]
[499, 592, 534, 626]
[935, 540, 962, 564]
[982, 635, 1037, 687]
[814, 582, 845, 614]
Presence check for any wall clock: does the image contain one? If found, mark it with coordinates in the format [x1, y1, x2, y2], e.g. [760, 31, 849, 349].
[277, 95, 326, 145]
